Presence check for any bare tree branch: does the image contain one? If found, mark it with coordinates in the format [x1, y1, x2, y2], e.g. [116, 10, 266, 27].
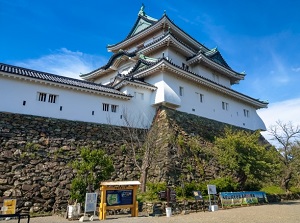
[268, 120, 300, 191]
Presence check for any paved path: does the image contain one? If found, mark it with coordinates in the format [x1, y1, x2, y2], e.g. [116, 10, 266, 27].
[1, 200, 300, 223]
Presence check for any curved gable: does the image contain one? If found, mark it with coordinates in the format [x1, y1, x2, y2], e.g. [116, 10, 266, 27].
[127, 5, 158, 38]
[204, 48, 231, 70]
[80, 50, 136, 80]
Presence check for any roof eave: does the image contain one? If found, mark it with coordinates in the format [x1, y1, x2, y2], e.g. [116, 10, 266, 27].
[114, 79, 157, 91]
[187, 55, 244, 81]
[1, 71, 131, 100]
[131, 60, 267, 109]
[138, 33, 196, 57]
[107, 16, 167, 52]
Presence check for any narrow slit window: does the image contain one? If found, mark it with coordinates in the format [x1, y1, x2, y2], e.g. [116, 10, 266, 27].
[111, 105, 118, 113]
[103, 103, 109, 111]
[199, 94, 203, 103]
[179, 86, 184, 96]
[48, 94, 57, 103]
[222, 101, 229, 110]
[38, 92, 47, 102]
[196, 92, 203, 103]
[243, 109, 249, 117]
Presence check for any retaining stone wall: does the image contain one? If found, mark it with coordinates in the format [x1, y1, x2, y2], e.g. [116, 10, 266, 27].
[0, 112, 141, 213]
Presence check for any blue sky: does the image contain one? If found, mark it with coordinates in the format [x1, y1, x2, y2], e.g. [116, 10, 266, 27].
[1, 0, 300, 139]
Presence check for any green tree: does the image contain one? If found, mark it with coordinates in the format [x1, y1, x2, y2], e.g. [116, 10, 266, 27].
[291, 142, 300, 191]
[70, 147, 114, 203]
[214, 128, 280, 190]
[269, 121, 300, 192]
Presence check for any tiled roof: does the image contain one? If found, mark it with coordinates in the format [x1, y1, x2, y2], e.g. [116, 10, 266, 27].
[108, 14, 210, 52]
[127, 58, 267, 107]
[126, 13, 158, 38]
[80, 50, 136, 77]
[107, 15, 165, 49]
[113, 76, 157, 90]
[0, 63, 130, 98]
[187, 50, 244, 77]
[129, 58, 158, 74]
[204, 48, 231, 70]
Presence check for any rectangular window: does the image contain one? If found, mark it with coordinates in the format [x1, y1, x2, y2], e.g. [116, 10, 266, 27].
[196, 92, 204, 103]
[38, 92, 47, 102]
[48, 94, 57, 103]
[222, 101, 229, 110]
[111, 105, 118, 113]
[244, 109, 249, 117]
[179, 86, 184, 96]
[200, 94, 204, 103]
[103, 103, 109, 111]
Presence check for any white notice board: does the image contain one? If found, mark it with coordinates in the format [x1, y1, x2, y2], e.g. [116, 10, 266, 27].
[207, 185, 217, 195]
[85, 193, 98, 213]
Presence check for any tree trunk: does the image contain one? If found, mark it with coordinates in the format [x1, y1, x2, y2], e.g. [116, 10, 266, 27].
[236, 171, 247, 190]
[139, 166, 149, 193]
[281, 168, 292, 192]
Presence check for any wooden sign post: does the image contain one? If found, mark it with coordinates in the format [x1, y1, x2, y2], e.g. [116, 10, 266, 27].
[99, 181, 140, 220]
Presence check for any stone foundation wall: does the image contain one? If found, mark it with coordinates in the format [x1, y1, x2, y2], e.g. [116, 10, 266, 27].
[0, 112, 141, 213]
[0, 108, 266, 215]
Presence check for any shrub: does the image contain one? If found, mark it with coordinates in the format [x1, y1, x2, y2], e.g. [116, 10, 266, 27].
[138, 182, 167, 202]
[260, 185, 285, 194]
[208, 177, 239, 192]
[70, 147, 114, 203]
[175, 181, 207, 199]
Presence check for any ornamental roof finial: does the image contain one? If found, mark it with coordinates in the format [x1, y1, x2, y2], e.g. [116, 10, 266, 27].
[163, 10, 166, 16]
[138, 3, 145, 16]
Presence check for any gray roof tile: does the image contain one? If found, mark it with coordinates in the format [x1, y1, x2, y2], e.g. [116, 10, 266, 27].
[0, 63, 130, 98]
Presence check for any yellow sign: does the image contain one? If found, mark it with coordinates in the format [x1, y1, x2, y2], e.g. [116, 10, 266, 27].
[99, 181, 140, 220]
[2, 199, 16, 214]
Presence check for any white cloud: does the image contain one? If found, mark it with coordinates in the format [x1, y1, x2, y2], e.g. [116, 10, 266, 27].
[15, 48, 107, 79]
[258, 98, 300, 146]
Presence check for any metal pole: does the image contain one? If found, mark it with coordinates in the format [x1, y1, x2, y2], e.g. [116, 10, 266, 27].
[208, 193, 212, 211]
[166, 187, 170, 207]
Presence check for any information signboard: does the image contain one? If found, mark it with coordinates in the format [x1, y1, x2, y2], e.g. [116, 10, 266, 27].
[207, 185, 217, 195]
[85, 193, 98, 213]
[219, 191, 268, 207]
[106, 190, 133, 206]
[193, 191, 203, 200]
[99, 181, 140, 220]
[158, 190, 176, 202]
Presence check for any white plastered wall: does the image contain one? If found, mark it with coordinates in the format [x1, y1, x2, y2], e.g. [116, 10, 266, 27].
[0, 75, 151, 128]
[145, 71, 266, 131]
